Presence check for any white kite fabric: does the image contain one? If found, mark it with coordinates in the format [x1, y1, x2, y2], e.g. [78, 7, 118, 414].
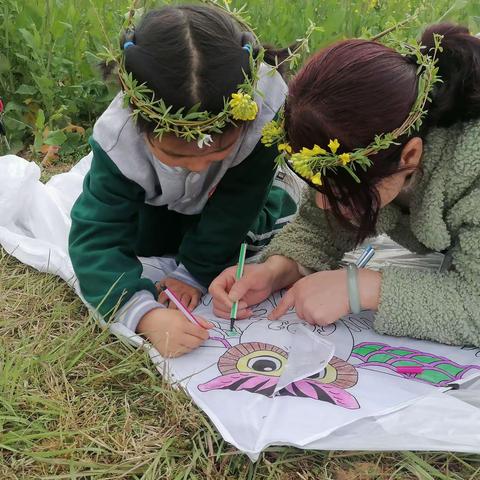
[161, 298, 480, 458]
[1, 154, 480, 460]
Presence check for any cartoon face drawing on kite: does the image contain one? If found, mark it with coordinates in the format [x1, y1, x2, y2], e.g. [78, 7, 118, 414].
[198, 341, 360, 409]
[193, 293, 480, 411]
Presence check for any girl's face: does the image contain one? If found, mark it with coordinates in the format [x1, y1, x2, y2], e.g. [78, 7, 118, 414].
[314, 137, 423, 217]
[146, 127, 242, 172]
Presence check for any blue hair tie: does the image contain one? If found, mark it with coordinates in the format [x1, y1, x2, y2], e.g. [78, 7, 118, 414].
[123, 41, 135, 50]
[242, 43, 252, 54]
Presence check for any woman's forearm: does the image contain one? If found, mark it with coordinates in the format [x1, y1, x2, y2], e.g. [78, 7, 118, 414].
[265, 255, 303, 292]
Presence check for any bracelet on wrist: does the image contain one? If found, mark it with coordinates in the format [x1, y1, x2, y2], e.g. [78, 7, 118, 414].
[347, 264, 361, 314]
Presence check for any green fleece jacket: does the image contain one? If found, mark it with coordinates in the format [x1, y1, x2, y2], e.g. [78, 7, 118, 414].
[263, 119, 480, 347]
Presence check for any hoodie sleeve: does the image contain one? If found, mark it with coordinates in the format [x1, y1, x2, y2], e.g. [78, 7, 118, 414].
[69, 138, 159, 320]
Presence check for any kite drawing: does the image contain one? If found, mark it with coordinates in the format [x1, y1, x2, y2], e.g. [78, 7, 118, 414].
[188, 296, 480, 425]
[198, 342, 360, 409]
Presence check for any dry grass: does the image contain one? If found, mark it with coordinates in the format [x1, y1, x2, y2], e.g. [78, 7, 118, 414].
[1, 250, 480, 479]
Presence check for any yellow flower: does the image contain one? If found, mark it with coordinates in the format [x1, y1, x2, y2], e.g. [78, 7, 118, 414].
[229, 92, 258, 121]
[278, 143, 292, 154]
[311, 172, 322, 185]
[328, 138, 340, 154]
[261, 120, 283, 146]
[300, 144, 327, 157]
[291, 154, 314, 179]
[339, 153, 351, 166]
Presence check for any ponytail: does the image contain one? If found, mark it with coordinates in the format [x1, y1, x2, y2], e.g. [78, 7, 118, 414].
[421, 23, 480, 128]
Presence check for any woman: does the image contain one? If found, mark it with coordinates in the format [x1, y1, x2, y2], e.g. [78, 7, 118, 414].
[210, 23, 480, 347]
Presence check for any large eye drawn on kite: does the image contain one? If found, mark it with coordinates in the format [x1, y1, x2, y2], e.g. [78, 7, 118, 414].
[218, 342, 287, 377]
[198, 342, 360, 409]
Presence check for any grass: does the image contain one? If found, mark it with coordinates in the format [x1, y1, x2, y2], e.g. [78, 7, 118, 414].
[1, 0, 479, 158]
[2, 244, 480, 478]
[1, 252, 480, 479]
[2, 0, 480, 478]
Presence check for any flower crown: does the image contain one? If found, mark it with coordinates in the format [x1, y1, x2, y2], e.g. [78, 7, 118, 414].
[101, 0, 317, 146]
[261, 34, 443, 186]
[118, 49, 259, 146]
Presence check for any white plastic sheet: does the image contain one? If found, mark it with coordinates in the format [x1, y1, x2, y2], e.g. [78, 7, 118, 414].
[0, 153, 91, 291]
[148, 300, 480, 459]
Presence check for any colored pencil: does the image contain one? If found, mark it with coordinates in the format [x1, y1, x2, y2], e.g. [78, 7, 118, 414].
[356, 244, 375, 268]
[396, 366, 424, 374]
[230, 243, 247, 331]
[161, 286, 202, 327]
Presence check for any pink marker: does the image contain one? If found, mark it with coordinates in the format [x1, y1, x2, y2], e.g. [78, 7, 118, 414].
[396, 366, 424, 374]
[162, 287, 203, 328]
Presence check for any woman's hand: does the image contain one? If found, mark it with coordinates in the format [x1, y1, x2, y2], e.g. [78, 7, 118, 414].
[137, 308, 213, 358]
[208, 255, 302, 319]
[269, 268, 381, 326]
[209, 264, 275, 319]
[157, 278, 202, 310]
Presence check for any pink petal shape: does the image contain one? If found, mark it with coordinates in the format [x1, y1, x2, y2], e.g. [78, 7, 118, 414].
[280, 379, 360, 409]
[198, 372, 278, 396]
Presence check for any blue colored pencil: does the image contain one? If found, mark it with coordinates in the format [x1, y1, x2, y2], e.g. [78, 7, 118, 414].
[356, 244, 375, 268]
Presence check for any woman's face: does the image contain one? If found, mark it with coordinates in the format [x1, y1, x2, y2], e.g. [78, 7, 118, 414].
[314, 137, 423, 216]
[146, 126, 242, 172]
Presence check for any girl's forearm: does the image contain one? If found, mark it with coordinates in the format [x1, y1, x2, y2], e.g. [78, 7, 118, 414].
[264, 255, 303, 291]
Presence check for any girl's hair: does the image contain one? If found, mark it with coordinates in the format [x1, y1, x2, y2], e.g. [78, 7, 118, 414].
[107, 4, 291, 136]
[285, 23, 480, 242]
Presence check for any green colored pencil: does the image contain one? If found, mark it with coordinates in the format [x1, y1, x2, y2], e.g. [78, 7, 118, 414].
[230, 243, 247, 331]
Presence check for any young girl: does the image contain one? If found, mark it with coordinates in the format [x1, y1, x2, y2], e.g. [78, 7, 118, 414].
[210, 23, 480, 347]
[68, 5, 298, 357]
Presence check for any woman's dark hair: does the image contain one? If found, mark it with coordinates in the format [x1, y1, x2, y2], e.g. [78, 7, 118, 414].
[105, 4, 291, 136]
[285, 23, 480, 243]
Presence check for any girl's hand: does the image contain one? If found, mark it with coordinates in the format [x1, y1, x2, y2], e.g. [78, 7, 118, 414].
[269, 268, 381, 326]
[157, 278, 202, 310]
[209, 256, 301, 319]
[137, 308, 213, 358]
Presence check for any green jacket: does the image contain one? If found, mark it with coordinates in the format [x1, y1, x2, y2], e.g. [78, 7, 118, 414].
[263, 120, 480, 347]
[69, 137, 293, 320]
